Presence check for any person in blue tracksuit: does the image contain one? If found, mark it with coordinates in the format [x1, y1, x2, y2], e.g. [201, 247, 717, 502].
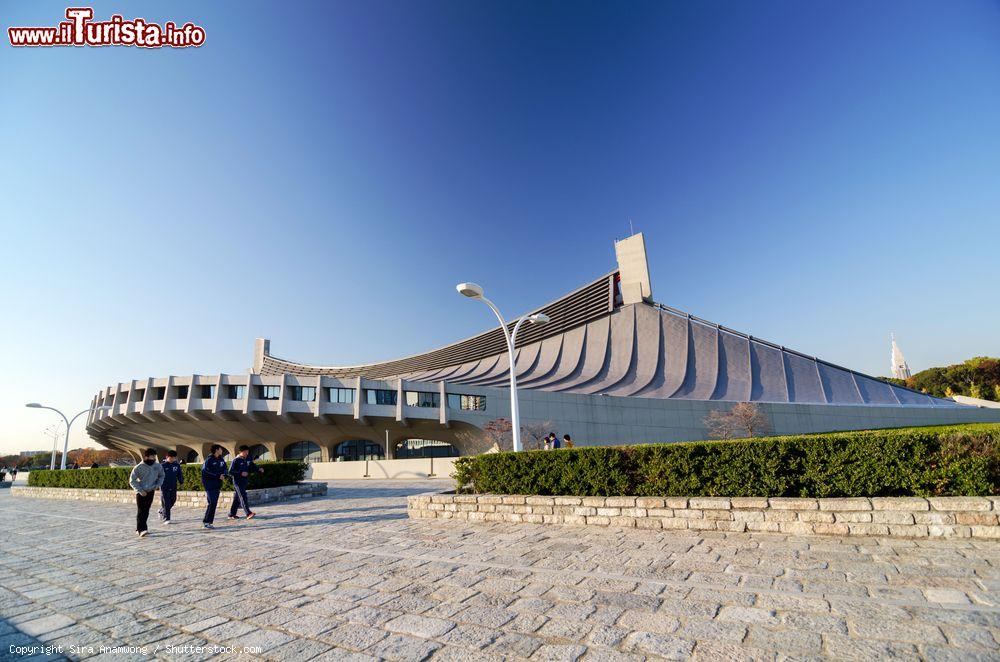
[228, 445, 264, 520]
[201, 445, 228, 529]
[158, 450, 184, 524]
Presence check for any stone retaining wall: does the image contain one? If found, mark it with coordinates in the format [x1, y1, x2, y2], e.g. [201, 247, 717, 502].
[408, 493, 1000, 540]
[12, 482, 327, 507]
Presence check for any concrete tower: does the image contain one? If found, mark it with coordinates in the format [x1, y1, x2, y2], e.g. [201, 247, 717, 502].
[891, 333, 912, 380]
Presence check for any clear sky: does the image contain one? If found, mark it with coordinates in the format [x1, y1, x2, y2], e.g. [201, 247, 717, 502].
[2, 1, 999, 454]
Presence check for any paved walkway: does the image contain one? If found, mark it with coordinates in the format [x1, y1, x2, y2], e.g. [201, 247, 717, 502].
[1, 481, 999, 661]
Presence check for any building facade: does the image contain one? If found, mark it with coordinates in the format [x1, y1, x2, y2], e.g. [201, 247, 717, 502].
[87, 234, 1000, 462]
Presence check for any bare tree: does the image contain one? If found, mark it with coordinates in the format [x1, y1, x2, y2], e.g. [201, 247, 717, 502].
[456, 418, 555, 453]
[457, 418, 513, 454]
[520, 421, 554, 451]
[703, 402, 772, 440]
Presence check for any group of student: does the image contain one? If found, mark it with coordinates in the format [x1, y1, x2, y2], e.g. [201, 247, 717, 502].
[0, 465, 17, 482]
[542, 433, 572, 450]
[127, 444, 264, 538]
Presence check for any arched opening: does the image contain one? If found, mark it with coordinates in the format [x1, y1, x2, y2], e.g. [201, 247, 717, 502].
[333, 440, 384, 462]
[283, 441, 321, 463]
[248, 444, 272, 461]
[395, 439, 460, 459]
[184, 450, 199, 464]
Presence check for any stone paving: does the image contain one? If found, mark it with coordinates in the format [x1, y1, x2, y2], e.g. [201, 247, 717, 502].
[1, 481, 1000, 661]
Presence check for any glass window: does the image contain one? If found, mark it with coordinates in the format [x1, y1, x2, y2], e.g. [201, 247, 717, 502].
[248, 444, 272, 461]
[282, 441, 321, 462]
[199, 385, 215, 399]
[151, 387, 165, 401]
[258, 385, 281, 400]
[134, 389, 146, 402]
[405, 391, 439, 408]
[334, 440, 385, 461]
[289, 386, 316, 402]
[327, 387, 355, 404]
[226, 384, 246, 399]
[395, 439, 459, 459]
[447, 393, 486, 411]
[174, 385, 189, 399]
[365, 389, 397, 406]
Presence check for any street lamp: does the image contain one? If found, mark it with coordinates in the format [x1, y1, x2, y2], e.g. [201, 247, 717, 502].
[25, 403, 112, 470]
[456, 282, 550, 452]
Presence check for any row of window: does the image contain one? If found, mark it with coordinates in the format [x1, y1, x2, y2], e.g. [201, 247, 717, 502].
[180, 439, 462, 464]
[105, 385, 486, 411]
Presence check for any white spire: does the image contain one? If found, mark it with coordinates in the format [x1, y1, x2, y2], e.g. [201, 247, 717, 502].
[890, 333, 911, 379]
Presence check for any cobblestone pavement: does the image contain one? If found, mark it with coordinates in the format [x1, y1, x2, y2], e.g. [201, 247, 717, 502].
[1, 481, 1000, 661]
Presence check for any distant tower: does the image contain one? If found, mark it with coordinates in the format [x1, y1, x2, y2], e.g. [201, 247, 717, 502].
[890, 333, 911, 379]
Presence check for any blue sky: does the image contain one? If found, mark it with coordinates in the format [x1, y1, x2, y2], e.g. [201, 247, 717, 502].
[2, 1, 999, 453]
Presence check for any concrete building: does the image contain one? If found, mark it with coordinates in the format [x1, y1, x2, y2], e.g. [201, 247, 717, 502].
[86, 234, 1000, 463]
[891, 333, 913, 380]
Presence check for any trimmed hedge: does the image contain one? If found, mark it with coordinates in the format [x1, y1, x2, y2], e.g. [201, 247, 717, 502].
[27, 461, 307, 491]
[453, 424, 1000, 498]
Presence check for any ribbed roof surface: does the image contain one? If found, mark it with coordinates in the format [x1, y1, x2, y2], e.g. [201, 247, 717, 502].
[260, 271, 957, 407]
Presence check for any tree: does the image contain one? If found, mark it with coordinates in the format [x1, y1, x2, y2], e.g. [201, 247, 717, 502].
[457, 418, 555, 453]
[703, 402, 772, 440]
[906, 357, 1000, 402]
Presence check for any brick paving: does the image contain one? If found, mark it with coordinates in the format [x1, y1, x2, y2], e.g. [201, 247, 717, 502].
[1, 481, 999, 661]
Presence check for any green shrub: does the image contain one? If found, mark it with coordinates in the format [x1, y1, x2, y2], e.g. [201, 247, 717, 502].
[453, 424, 1000, 498]
[27, 461, 307, 491]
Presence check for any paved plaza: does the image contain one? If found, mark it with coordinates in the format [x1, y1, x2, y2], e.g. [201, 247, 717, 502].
[1, 481, 1000, 661]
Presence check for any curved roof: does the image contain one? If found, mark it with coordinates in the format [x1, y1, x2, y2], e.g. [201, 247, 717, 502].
[258, 273, 956, 408]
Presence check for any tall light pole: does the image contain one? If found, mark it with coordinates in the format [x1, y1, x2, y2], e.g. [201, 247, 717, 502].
[456, 283, 549, 452]
[25, 404, 112, 470]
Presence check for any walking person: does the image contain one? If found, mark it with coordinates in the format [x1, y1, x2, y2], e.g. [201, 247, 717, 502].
[551, 433, 561, 449]
[129, 449, 165, 538]
[158, 450, 184, 525]
[9, 466, 17, 483]
[201, 445, 228, 530]
[562, 434, 574, 448]
[228, 445, 263, 520]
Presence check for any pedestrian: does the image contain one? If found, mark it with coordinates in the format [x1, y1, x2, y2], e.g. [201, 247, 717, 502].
[129, 449, 165, 538]
[562, 434, 574, 448]
[9, 466, 17, 483]
[543, 437, 551, 451]
[201, 445, 228, 530]
[0, 466, 7, 483]
[158, 450, 184, 525]
[228, 445, 263, 520]
[90, 462, 100, 469]
[551, 433, 561, 449]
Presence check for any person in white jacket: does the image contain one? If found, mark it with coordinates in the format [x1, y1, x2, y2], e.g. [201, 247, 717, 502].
[129, 449, 165, 538]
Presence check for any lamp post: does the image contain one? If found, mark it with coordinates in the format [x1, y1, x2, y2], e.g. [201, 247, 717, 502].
[456, 283, 549, 452]
[25, 403, 112, 470]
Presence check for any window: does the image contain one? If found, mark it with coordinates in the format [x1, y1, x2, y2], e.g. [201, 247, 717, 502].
[327, 387, 355, 404]
[289, 386, 316, 402]
[258, 385, 281, 400]
[334, 440, 384, 462]
[199, 385, 215, 399]
[282, 441, 321, 463]
[365, 389, 397, 406]
[226, 384, 246, 399]
[395, 439, 459, 459]
[174, 385, 189, 400]
[248, 444, 272, 461]
[151, 387, 165, 401]
[133, 389, 146, 402]
[405, 391, 439, 408]
[117, 391, 129, 403]
[447, 393, 487, 411]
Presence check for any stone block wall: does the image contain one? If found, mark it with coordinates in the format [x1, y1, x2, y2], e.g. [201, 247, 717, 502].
[11, 482, 327, 507]
[407, 493, 1000, 540]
